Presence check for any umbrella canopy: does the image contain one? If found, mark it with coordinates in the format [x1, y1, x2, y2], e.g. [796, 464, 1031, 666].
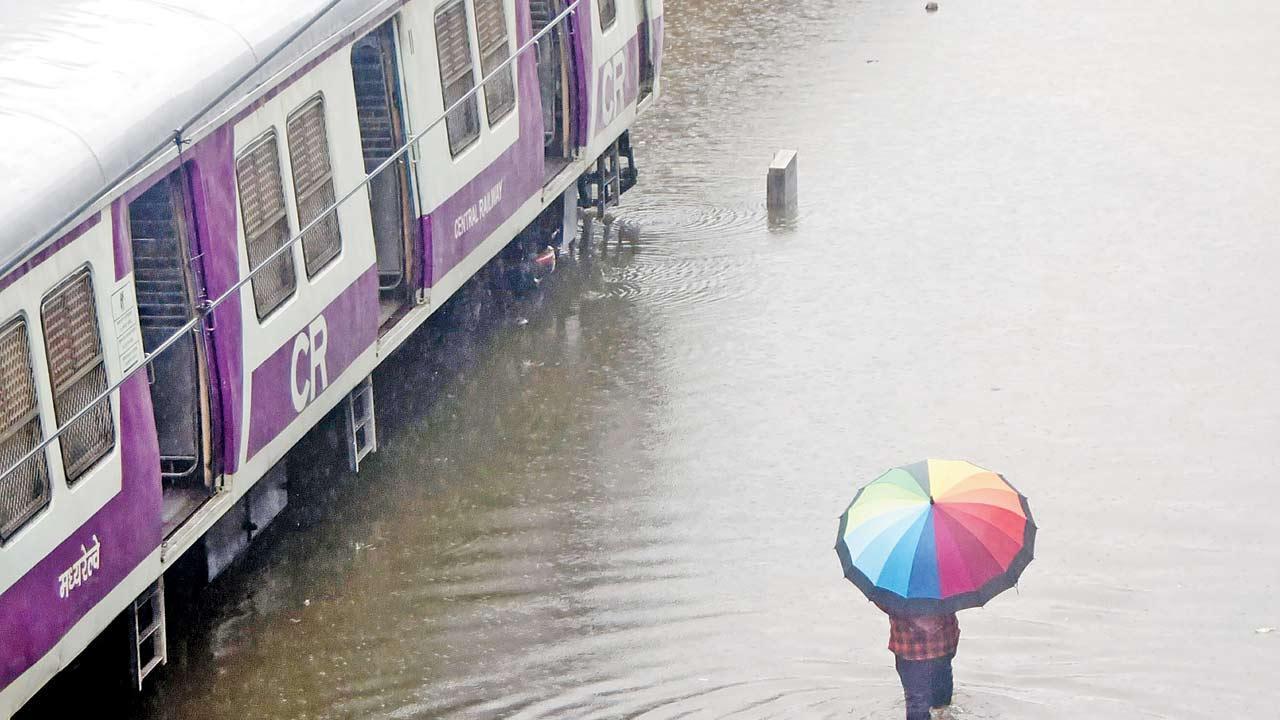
[835, 459, 1035, 614]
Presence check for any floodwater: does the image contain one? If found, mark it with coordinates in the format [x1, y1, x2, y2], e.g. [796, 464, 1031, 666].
[40, 0, 1280, 717]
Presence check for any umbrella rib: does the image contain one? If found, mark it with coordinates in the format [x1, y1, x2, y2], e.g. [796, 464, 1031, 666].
[840, 505, 927, 565]
[932, 507, 1003, 580]
[932, 506, 980, 596]
[932, 472, 1009, 502]
[845, 507, 927, 583]
[868, 511, 931, 593]
[941, 502, 1028, 547]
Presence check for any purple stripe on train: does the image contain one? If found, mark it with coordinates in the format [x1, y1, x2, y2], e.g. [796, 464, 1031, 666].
[419, 214, 433, 288]
[184, 127, 244, 476]
[107, 127, 246, 476]
[0, 376, 161, 690]
[245, 266, 378, 460]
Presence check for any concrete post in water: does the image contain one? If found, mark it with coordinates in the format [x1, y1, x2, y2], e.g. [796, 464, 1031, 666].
[767, 149, 798, 222]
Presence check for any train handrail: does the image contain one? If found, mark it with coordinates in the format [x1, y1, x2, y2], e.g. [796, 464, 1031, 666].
[0, 0, 584, 486]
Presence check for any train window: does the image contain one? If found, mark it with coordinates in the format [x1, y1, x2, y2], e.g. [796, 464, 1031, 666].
[598, 0, 617, 30]
[286, 97, 343, 278]
[40, 269, 115, 485]
[0, 317, 50, 542]
[236, 131, 297, 318]
[474, 0, 515, 125]
[435, 0, 481, 155]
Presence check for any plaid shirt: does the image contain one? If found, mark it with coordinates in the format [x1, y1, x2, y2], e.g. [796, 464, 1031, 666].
[887, 612, 960, 660]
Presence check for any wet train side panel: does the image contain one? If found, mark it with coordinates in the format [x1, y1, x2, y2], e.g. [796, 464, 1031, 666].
[0, 0, 663, 714]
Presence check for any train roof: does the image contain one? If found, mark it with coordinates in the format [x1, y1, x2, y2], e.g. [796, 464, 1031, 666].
[0, 0, 390, 276]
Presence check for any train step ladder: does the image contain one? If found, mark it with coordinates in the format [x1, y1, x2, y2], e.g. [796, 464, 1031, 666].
[129, 578, 167, 690]
[345, 375, 377, 472]
[618, 131, 638, 193]
[600, 142, 623, 213]
[580, 141, 625, 217]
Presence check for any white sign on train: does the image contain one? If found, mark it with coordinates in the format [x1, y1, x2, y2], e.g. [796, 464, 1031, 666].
[56, 535, 101, 600]
[453, 180, 505, 239]
[111, 279, 145, 375]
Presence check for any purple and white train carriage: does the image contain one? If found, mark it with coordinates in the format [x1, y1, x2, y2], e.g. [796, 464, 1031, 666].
[0, 0, 661, 714]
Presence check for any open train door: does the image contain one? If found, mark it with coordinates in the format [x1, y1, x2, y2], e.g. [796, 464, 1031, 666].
[532, 0, 579, 182]
[352, 20, 419, 328]
[125, 165, 223, 536]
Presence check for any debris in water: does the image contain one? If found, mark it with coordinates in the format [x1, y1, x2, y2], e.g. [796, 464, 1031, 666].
[1257, 627, 1276, 634]
[926, 2, 939, 11]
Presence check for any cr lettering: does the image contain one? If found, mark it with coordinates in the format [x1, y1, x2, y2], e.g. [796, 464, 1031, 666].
[290, 315, 329, 412]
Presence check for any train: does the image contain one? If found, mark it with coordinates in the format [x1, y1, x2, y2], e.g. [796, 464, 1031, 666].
[0, 0, 662, 714]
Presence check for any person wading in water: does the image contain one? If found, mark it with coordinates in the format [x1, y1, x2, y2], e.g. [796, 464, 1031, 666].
[878, 604, 959, 719]
[838, 462, 1034, 719]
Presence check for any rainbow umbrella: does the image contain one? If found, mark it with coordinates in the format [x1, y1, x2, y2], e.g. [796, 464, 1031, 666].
[835, 459, 1036, 614]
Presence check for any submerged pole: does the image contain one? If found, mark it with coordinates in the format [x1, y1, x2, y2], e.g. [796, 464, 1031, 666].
[579, 209, 595, 258]
[767, 149, 798, 222]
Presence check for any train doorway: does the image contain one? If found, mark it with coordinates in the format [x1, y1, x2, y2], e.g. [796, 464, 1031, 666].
[352, 20, 416, 327]
[126, 167, 219, 535]
[532, 0, 578, 182]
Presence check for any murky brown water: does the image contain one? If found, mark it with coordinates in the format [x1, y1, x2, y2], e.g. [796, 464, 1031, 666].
[112, 0, 1280, 717]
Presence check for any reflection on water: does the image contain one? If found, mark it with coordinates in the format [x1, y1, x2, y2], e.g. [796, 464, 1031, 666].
[79, 0, 1280, 717]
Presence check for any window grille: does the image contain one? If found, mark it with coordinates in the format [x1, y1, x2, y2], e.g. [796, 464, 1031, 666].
[474, 0, 515, 125]
[41, 270, 114, 484]
[0, 318, 49, 541]
[599, 0, 617, 29]
[287, 97, 342, 277]
[236, 132, 297, 317]
[435, 0, 481, 155]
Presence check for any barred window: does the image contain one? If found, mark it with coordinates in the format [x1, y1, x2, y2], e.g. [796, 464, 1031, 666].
[41, 270, 114, 485]
[236, 132, 297, 318]
[474, 0, 515, 125]
[287, 97, 343, 277]
[0, 318, 50, 542]
[435, 0, 481, 155]
[598, 0, 616, 29]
